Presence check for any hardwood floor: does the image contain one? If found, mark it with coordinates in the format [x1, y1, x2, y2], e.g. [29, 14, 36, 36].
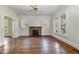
[0, 36, 79, 54]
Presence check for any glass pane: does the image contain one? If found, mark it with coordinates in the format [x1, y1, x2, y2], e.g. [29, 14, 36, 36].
[4, 19, 8, 33]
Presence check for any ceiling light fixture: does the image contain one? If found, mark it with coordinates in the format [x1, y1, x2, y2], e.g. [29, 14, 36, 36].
[30, 5, 38, 13]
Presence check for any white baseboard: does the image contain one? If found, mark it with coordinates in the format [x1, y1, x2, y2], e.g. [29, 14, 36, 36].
[52, 34, 79, 50]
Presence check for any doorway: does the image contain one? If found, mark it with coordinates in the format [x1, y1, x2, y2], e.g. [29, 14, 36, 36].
[4, 16, 15, 37]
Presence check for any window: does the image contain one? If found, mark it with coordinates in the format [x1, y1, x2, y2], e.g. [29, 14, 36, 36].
[4, 19, 8, 33]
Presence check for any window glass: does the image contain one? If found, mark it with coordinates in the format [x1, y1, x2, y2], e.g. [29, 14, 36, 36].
[4, 19, 8, 33]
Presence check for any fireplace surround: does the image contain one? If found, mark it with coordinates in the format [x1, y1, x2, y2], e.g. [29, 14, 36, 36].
[29, 26, 42, 37]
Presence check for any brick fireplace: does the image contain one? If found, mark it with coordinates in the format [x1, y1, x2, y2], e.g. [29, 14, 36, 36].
[29, 26, 42, 37]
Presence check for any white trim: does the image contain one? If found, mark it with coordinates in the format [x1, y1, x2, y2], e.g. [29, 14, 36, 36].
[52, 34, 79, 50]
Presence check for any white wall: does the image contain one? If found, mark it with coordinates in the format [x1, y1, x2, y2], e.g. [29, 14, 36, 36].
[0, 6, 19, 46]
[50, 16, 54, 34]
[0, 16, 3, 46]
[50, 6, 79, 49]
[18, 16, 50, 36]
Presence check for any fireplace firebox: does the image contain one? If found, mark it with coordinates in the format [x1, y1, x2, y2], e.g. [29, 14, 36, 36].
[29, 26, 41, 37]
[32, 30, 39, 37]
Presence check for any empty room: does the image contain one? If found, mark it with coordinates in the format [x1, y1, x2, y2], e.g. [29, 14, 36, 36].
[0, 5, 79, 54]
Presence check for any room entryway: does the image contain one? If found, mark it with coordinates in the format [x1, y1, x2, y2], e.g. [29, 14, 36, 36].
[4, 16, 15, 37]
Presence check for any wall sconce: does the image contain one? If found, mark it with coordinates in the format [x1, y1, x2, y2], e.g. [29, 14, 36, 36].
[23, 23, 28, 28]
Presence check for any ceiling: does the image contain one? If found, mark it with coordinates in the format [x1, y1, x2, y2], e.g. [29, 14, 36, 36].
[7, 5, 62, 16]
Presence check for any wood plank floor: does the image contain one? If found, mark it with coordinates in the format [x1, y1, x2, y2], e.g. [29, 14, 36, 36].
[0, 36, 79, 54]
